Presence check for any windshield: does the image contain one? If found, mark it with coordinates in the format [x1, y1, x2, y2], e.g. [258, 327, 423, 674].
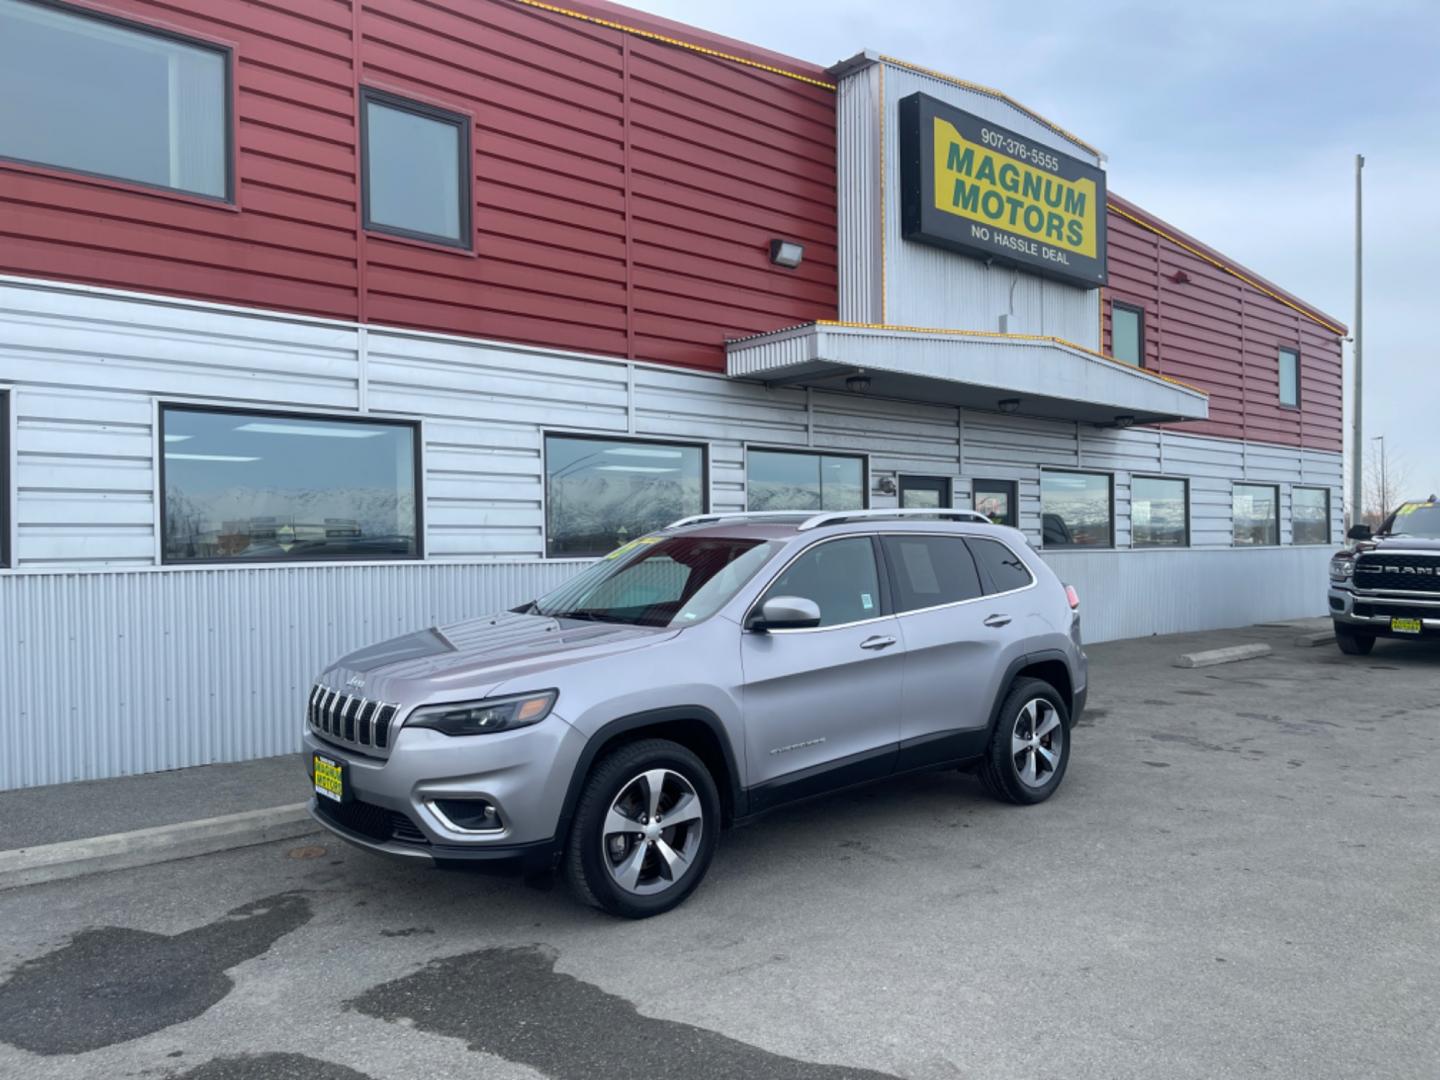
[530, 536, 779, 627]
[1382, 502, 1440, 539]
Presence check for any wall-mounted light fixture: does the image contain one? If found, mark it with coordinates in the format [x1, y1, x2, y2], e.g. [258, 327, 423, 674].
[1169, 269, 1191, 284]
[998, 398, 1021, 414]
[845, 373, 872, 393]
[769, 239, 804, 269]
[1114, 415, 1135, 428]
[876, 476, 897, 496]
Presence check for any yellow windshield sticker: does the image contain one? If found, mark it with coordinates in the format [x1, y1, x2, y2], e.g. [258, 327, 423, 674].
[603, 536, 662, 560]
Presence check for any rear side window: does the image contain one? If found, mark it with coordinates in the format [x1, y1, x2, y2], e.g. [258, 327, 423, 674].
[967, 538, 1034, 594]
[761, 537, 880, 628]
[881, 535, 983, 613]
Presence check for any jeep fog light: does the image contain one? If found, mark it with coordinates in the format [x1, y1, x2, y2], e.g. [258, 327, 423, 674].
[407, 690, 557, 736]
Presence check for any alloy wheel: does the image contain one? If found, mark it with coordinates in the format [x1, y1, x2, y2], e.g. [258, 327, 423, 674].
[1011, 699, 1063, 788]
[602, 768, 704, 896]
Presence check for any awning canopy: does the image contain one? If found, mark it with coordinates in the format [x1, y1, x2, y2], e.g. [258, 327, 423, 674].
[726, 321, 1209, 426]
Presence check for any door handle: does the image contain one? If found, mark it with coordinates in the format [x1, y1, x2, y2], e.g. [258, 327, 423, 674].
[859, 635, 897, 650]
[983, 614, 1012, 628]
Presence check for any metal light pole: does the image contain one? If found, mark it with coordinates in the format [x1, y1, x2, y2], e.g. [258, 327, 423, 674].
[1351, 154, 1365, 527]
[1372, 435, 1387, 521]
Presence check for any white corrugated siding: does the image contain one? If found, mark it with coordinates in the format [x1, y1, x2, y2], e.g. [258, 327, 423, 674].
[0, 276, 1345, 788]
[0, 561, 581, 789]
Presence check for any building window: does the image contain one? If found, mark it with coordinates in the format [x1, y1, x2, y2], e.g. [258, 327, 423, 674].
[1279, 347, 1300, 408]
[1111, 302, 1144, 367]
[747, 449, 865, 512]
[898, 475, 951, 509]
[160, 406, 420, 564]
[974, 479, 1018, 526]
[1041, 471, 1112, 547]
[881, 535, 983, 612]
[1292, 486, 1331, 545]
[545, 434, 706, 558]
[1233, 483, 1280, 546]
[0, 0, 229, 200]
[361, 88, 471, 248]
[1131, 476, 1189, 547]
[1111, 302, 1146, 371]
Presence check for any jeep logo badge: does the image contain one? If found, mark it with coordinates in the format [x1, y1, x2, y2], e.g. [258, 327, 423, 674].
[345, 673, 366, 690]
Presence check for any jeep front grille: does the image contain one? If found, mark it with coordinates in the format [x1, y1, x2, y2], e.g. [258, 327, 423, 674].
[1353, 553, 1440, 594]
[307, 685, 399, 753]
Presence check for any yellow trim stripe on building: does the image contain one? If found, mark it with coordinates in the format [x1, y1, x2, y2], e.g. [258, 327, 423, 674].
[877, 55, 1102, 159]
[510, 1, 837, 90]
[814, 319, 1210, 396]
[1107, 203, 1345, 336]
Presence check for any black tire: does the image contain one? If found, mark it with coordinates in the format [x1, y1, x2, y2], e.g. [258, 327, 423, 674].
[980, 677, 1071, 805]
[564, 738, 720, 919]
[1334, 623, 1376, 655]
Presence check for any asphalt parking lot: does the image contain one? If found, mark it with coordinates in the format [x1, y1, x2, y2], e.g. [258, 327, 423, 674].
[1, 623, 1438, 1080]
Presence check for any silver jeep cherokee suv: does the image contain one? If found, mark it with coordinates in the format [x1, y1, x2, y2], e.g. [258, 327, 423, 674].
[305, 509, 1088, 918]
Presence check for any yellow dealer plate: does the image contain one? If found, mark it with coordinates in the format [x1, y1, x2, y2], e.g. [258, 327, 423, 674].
[313, 753, 345, 802]
[1391, 617, 1423, 635]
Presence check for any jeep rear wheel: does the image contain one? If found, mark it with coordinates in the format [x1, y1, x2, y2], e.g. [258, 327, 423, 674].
[980, 677, 1070, 805]
[1334, 622, 1376, 655]
[565, 738, 720, 918]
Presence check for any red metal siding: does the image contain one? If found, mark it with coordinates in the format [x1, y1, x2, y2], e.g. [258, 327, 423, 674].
[0, 0, 837, 371]
[1102, 196, 1344, 453]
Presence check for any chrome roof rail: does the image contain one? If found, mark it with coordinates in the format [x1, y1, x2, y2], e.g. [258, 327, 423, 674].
[797, 508, 993, 531]
[667, 510, 812, 529]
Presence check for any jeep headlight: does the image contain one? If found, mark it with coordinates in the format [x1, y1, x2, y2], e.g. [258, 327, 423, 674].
[1329, 556, 1355, 582]
[406, 690, 557, 736]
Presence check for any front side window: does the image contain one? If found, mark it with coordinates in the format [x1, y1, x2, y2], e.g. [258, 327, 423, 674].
[1132, 476, 1189, 547]
[532, 536, 776, 628]
[1233, 483, 1280, 546]
[1111, 302, 1144, 367]
[362, 88, 470, 247]
[967, 537, 1034, 593]
[747, 449, 865, 512]
[1041, 471, 1112, 547]
[974, 479, 1017, 526]
[760, 537, 880, 628]
[545, 435, 705, 558]
[1292, 487, 1330, 545]
[1279, 347, 1300, 408]
[161, 407, 419, 563]
[0, 0, 228, 199]
[881, 535, 982, 612]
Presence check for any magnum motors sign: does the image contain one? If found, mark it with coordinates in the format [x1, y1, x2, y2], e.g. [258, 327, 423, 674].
[899, 92, 1107, 289]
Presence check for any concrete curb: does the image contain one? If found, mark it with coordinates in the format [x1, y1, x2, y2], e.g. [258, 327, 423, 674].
[0, 803, 320, 892]
[1295, 630, 1337, 648]
[1174, 643, 1272, 669]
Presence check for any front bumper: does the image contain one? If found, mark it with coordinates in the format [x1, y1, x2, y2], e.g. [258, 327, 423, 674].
[302, 710, 587, 859]
[1329, 586, 1440, 637]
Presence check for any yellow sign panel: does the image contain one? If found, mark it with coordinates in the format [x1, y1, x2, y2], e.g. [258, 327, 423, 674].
[931, 117, 1099, 259]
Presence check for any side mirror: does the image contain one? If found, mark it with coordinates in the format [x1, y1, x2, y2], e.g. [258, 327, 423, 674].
[1347, 524, 1373, 541]
[751, 596, 822, 632]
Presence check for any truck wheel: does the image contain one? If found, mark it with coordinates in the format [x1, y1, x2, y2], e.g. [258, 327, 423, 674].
[1334, 623, 1376, 655]
[980, 677, 1071, 806]
[564, 738, 720, 919]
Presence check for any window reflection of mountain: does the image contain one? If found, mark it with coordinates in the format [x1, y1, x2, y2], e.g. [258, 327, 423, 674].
[163, 486, 414, 560]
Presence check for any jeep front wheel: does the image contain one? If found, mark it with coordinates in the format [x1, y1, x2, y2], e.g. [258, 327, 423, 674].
[564, 738, 720, 918]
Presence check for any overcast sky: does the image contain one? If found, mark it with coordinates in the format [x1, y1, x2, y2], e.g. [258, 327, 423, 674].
[639, 0, 1440, 500]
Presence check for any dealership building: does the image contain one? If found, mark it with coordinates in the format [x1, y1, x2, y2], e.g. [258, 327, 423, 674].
[0, 0, 1346, 788]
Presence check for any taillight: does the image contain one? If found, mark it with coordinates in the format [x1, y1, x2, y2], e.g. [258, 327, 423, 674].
[1065, 585, 1080, 610]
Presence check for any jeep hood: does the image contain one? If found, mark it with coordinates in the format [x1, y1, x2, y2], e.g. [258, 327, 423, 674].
[322, 611, 678, 704]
